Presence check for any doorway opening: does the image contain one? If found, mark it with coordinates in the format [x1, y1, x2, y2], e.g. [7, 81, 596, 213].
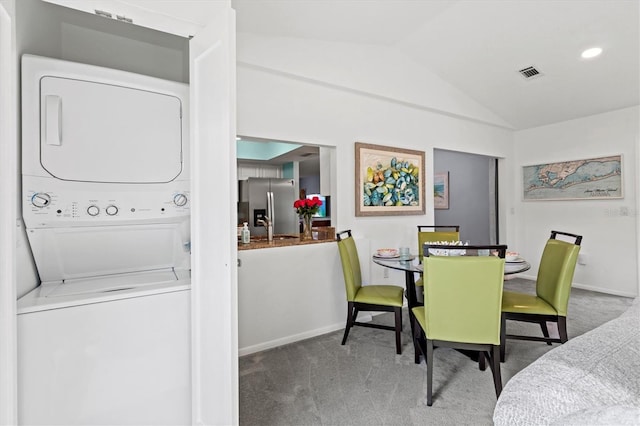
[433, 149, 499, 244]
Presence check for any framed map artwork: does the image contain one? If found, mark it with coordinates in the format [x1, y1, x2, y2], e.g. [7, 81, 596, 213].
[522, 155, 622, 201]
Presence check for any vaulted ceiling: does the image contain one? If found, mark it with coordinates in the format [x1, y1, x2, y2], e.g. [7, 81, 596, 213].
[232, 0, 639, 130]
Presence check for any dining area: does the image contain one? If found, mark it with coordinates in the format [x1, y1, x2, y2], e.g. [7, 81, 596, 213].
[238, 223, 637, 426]
[335, 226, 582, 407]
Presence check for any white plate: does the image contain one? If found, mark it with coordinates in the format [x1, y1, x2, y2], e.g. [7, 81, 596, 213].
[374, 254, 400, 259]
[506, 257, 525, 263]
[376, 248, 399, 258]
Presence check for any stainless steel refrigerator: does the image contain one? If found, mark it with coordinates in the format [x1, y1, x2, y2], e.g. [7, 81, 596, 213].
[238, 178, 298, 236]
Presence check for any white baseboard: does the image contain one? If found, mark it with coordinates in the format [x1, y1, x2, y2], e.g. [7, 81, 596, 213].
[510, 274, 637, 298]
[571, 282, 637, 298]
[238, 313, 385, 357]
[239, 322, 345, 356]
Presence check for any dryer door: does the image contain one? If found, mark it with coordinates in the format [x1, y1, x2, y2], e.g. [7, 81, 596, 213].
[40, 76, 184, 183]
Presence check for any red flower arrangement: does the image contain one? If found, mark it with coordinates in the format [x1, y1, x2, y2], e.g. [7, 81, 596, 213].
[294, 197, 323, 218]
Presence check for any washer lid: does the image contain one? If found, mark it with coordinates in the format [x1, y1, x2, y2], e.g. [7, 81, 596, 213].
[40, 76, 184, 183]
[39, 268, 179, 298]
[27, 224, 190, 284]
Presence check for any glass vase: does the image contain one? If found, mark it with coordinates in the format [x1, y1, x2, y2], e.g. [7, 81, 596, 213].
[302, 215, 313, 240]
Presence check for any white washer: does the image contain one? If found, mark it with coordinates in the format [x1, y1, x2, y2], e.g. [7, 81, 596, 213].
[18, 55, 192, 425]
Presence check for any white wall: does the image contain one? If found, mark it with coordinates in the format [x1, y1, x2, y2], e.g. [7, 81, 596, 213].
[238, 242, 345, 355]
[236, 32, 639, 298]
[513, 106, 639, 297]
[238, 237, 377, 355]
[237, 33, 512, 128]
[236, 34, 515, 287]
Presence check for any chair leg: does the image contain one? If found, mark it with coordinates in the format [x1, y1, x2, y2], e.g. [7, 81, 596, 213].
[478, 351, 486, 371]
[500, 313, 506, 362]
[341, 302, 355, 345]
[426, 339, 434, 406]
[491, 345, 502, 398]
[413, 317, 422, 364]
[394, 307, 402, 355]
[558, 316, 568, 343]
[539, 321, 552, 345]
[409, 308, 417, 355]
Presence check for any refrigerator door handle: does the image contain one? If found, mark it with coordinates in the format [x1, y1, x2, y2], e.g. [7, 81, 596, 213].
[267, 191, 274, 225]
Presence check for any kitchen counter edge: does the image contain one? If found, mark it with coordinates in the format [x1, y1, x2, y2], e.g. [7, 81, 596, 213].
[238, 237, 335, 250]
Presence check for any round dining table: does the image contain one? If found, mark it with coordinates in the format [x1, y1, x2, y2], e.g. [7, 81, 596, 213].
[373, 254, 530, 284]
[372, 253, 531, 362]
[372, 254, 531, 319]
[372, 255, 422, 308]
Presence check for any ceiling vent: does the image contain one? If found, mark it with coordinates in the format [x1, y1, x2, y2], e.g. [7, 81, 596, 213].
[518, 65, 543, 80]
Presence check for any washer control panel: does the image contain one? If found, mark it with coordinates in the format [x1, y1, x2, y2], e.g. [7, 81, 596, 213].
[173, 193, 188, 207]
[105, 205, 119, 216]
[86, 205, 100, 216]
[23, 180, 190, 228]
[31, 193, 52, 208]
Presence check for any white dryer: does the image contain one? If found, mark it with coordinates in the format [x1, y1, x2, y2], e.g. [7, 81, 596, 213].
[18, 55, 192, 425]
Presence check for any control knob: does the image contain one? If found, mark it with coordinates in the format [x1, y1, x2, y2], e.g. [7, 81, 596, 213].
[106, 205, 118, 216]
[87, 205, 100, 216]
[173, 193, 188, 207]
[31, 193, 51, 208]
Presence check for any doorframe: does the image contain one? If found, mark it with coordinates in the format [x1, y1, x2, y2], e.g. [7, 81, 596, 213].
[433, 148, 500, 243]
[189, 5, 238, 424]
[0, 0, 18, 423]
[636, 133, 640, 296]
[0, 1, 239, 424]
[494, 158, 500, 243]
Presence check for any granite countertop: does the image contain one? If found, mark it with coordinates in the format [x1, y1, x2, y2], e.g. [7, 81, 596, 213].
[238, 234, 335, 250]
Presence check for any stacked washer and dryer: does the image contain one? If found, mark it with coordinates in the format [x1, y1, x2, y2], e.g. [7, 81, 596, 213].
[18, 55, 192, 425]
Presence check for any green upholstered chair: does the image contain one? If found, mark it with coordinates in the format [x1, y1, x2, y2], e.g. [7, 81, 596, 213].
[417, 225, 461, 263]
[412, 253, 506, 406]
[336, 230, 405, 354]
[500, 230, 582, 362]
[415, 225, 460, 288]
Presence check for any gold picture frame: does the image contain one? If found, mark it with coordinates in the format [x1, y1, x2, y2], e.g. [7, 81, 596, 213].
[355, 142, 425, 217]
[522, 155, 623, 200]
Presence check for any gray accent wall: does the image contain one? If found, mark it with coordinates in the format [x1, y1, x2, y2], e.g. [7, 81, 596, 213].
[434, 149, 496, 244]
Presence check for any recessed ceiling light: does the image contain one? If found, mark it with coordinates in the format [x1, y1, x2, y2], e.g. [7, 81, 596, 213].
[581, 47, 603, 59]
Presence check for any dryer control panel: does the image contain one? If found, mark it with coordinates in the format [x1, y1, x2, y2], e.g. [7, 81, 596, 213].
[23, 178, 190, 229]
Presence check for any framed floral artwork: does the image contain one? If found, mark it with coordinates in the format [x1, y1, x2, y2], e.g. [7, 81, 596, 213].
[434, 172, 449, 209]
[355, 142, 425, 216]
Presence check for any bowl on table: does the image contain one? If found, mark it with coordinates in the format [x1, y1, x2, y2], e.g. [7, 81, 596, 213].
[376, 248, 399, 258]
[506, 251, 520, 262]
[426, 240, 466, 256]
